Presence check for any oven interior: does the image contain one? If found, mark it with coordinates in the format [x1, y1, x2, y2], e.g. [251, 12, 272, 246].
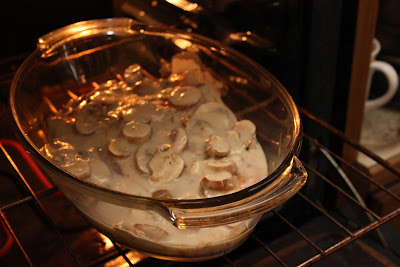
[2, 0, 400, 266]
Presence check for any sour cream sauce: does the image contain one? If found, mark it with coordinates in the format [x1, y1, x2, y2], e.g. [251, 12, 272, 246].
[43, 53, 268, 200]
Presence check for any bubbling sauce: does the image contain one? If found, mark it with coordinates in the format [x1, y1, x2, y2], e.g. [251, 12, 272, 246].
[42, 51, 268, 248]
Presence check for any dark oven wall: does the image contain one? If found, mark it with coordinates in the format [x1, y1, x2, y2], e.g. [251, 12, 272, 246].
[1, 1, 114, 58]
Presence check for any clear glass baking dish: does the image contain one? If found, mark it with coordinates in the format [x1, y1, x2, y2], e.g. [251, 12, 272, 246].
[9, 18, 307, 261]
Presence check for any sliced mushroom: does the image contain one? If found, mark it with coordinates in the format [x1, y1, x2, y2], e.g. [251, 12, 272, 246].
[207, 159, 237, 174]
[42, 140, 76, 165]
[97, 146, 123, 175]
[75, 102, 104, 135]
[200, 171, 236, 191]
[156, 143, 172, 152]
[187, 119, 214, 137]
[168, 86, 202, 108]
[135, 144, 153, 174]
[170, 128, 188, 153]
[226, 130, 240, 140]
[88, 159, 113, 186]
[133, 80, 162, 96]
[63, 160, 91, 179]
[135, 143, 172, 174]
[123, 64, 143, 85]
[108, 137, 131, 157]
[152, 189, 173, 199]
[114, 223, 169, 242]
[233, 120, 256, 138]
[206, 134, 230, 157]
[122, 102, 156, 124]
[232, 120, 258, 150]
[133, 224, 169, 241]
[148, 151, 184, 185]
[155, 87, 174, 100]
[185, 120, 214, 155]
[188, 102, 236, 130]
[122, 121, 152, 144]
[89, 89, 117, 105]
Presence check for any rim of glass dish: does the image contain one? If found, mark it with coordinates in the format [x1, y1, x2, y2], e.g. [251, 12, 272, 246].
[10, 18, 302, 209]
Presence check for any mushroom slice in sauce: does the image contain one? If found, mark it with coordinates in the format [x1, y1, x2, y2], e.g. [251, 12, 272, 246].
[200, 171, 236, 191]
[88, 159, 113, 186]
[148, 150, 184, 185]
[207, 159, 237, 174]
[233, 120, 258, 150]
[168, 86, 202, 108]
[75, 102, 104, 135]
[122, 121, 152, 144]
[135, 144, 153, 174]
[123, 64, 143, 85]
[122, 102, 156, 124]
[108, 137, 131, 157]
[133, 224, 169, 241]
[114, 223, 169, 242]
[233, 120, 256, 138]
[152, 189, 173, 199]
[206, 134, 230, 157]
[42, 140, 77, 165]
[188, 102, 236, 130]
[63, 160, 91, 179]
[170, 128, 188, 153]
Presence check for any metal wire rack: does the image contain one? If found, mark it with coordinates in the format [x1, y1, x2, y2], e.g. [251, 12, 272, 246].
[1, 59, 400, 267]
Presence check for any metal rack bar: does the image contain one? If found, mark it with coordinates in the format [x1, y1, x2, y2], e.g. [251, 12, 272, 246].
[0, 187, 58, 212]
[0, 211, 32, 266]
[272, 210, 324, 254]
[0, 144, 83, 266]
[298, 205, 400, 267]
[298, 106, 400, 178]
[303, 134, 400, 203]
[235, 98, 276, 118]
[301, 161, 381, 220]
[86, 249, 122, 267]
[251, 233, 289, 267]
[297, 192, 354, 236]
[111, 242, 134, 267]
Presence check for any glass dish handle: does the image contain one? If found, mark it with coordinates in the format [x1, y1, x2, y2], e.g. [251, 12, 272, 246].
[168, 156, 307, 229]
[37, 18, 138, 55]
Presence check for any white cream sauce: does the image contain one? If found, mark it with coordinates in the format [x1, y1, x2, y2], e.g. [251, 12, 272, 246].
[42, 52, 269, 247]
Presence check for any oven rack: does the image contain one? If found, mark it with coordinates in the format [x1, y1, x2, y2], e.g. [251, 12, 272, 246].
[1, 101, 400, 267]
[1, 50, 400, 266]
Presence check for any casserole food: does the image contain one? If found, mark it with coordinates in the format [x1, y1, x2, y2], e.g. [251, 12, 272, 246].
[10, 18, 307, 261]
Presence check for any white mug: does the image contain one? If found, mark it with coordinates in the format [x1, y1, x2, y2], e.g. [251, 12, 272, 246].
[365, 38, 399, 109]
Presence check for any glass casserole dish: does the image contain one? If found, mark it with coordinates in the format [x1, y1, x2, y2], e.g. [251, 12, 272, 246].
[9, 18, 307, 261]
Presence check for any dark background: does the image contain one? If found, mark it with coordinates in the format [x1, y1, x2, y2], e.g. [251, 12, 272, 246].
[1, 1, 113, 58]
